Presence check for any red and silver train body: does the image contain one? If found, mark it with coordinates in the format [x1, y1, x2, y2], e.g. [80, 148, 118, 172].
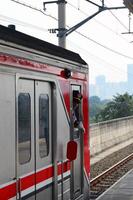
[0, 25, 90, 200]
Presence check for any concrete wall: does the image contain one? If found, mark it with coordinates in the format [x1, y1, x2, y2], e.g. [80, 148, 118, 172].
[90, 116, 133, 156]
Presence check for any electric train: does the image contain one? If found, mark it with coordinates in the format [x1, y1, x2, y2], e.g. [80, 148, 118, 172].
[0, 25, 90, 200]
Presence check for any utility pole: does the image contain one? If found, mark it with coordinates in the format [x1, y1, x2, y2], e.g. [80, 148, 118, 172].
[58, 0, 66, 48]
[44, 0, 126, 49]
[43, 0, 66, 48]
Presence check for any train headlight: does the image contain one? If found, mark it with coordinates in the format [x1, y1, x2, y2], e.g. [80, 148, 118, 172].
[63, 68, 71, 79]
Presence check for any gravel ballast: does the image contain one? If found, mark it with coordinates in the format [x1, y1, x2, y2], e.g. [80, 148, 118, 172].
[91, 143, 133, 179]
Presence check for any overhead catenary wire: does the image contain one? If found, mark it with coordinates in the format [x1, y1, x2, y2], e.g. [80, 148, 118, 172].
[0, 14, 48, 32]
[99, 0, 131, 31]
[6, 0, 133, 99]
[67, 1, 130, 42]
[68, 41, 132, 98]
[9, 0, 133, 61]
[8, 0, 133, 68]
[68, 38, 133, 78]
[68, 40, 133, 81]
[68, 1, 127, 32]
[11, 0, 130, 40]
[104, 2, 128, 30]
[10, 0, 58, 21]
[75, 30, 133, 60]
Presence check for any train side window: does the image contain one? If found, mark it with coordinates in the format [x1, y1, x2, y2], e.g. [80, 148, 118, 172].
[18, 93, 31, 164]
[73, 91, 82, 127]
[39, 94, 49, 158]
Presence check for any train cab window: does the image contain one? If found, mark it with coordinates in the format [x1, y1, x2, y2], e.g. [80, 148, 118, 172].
[73, 90, 82, 127]
[39, 94, 49, 158]
[18, 93, 31, 164]
[72, 87, 84, 139]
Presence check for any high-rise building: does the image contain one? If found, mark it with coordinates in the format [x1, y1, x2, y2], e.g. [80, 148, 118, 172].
[89, 64, 133, 99]
[127, 64, 133, 94]
[95, 75, 106, 85]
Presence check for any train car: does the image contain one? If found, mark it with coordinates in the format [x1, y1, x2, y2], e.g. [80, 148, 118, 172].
[0, 25, 90, 200]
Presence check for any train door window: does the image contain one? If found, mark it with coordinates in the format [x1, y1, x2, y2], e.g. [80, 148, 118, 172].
[72, 87, 83, 138]
[39, 94, 49, 158]
[18, 93, 31, 164]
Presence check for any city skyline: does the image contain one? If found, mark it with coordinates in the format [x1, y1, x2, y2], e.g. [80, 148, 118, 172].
[0, 0, 133, 84]
[89, 64, 133, 99]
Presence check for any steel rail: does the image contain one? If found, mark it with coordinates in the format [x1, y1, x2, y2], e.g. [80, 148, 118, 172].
[90, 152, 133, 199]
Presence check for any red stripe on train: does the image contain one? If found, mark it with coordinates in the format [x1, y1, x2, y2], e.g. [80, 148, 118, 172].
[36, 166, 54, 185]
[0, 182, 16, 199]
[0, 161, 70, 199]
[57, 161, 71, 176]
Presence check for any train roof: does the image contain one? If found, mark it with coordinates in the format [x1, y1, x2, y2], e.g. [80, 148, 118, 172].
[0, 25, 87, 66]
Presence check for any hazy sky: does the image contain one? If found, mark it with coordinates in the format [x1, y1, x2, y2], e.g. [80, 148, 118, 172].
[0, 0, 133, 83]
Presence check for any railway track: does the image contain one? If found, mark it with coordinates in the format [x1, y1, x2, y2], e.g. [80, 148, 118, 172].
[90, 153, 133, 199]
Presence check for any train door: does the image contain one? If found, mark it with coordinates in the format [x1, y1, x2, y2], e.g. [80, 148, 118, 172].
[17, 79, 35, 199]
[70, 85, 84, 199]
[35, 81, 53, 200]
[17, 79, 53, 200]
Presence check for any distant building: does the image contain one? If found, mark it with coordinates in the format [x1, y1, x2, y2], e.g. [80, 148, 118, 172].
[96, 75, 106, 85]
[89, 64, 133, 99]
[127, 64, 133, 94]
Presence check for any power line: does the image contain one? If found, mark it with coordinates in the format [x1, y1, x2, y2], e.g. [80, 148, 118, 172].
[9, 0, 133, 60]
[67, 1, 130, 42]
[10, 0, 58, 21]
[0, 14, 48, 32]
[99, 0, 129, 31]
[74, 30, 133, 60]
[109, 10, 129, 31]
[12, 0, 129, 39]
[11, 0, 44, 13]
[68, 38, 133, 78]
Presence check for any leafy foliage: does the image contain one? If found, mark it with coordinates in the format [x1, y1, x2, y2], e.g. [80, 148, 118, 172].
[95, 93, 133, 122]
[89, 96, 109, 123]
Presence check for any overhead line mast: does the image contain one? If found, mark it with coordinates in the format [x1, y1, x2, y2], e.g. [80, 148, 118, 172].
[43, 0, 67, 48]
[44, 0, 127, 48]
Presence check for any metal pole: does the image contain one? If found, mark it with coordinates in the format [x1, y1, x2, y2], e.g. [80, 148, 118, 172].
[102, 0, 104, 7]
[61, 160, 64, 200]
[58, 0, 66, 48]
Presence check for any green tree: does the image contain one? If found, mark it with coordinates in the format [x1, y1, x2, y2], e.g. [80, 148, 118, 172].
[89, 96, 107, 123]
[95, 93, 133, 122]
[90, 96, 101, 105]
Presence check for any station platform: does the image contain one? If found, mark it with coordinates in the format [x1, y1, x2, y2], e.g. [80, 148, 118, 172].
[97, 169, 133, 200]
